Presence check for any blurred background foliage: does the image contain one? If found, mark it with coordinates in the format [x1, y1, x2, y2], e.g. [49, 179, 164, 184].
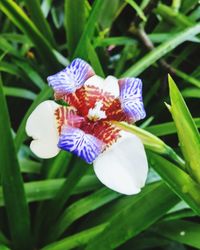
[0, 0, 200, 249]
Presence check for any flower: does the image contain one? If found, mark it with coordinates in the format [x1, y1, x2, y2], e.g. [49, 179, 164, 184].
[26, 58, 148, 195]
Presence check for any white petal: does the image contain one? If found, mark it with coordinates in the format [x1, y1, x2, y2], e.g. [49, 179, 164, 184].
[84, 75, 104, 89]
[104, 75, 119, 97]
[84, 75, 119, 97]
[26, 100, 61, 158]
[93, 131, 148, 195]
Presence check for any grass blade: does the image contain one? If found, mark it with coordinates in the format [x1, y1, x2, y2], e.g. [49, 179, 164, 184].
[73, 0, 102, 59]
[14, 60, 46, 90]
[46, 188, 120, 242]
[155, 220, 200, 249]
[0, 78, 32, 249]
[125, 0, 146, 22]
[24, 0, 56, 47]
[168, 75, 200, 183]
[36, 160, 88, 245]
[86, 182, 179, 250]
[41, 224, 107, 250]
[64, 0, 86, 58]
[0, 0, 60, 73]
[113, 121, 185, 168]
[3, 87, 36, 100]
[146, 118, 200, 136]
[149, 152, 200, 215]
[122, 24, 200, 77]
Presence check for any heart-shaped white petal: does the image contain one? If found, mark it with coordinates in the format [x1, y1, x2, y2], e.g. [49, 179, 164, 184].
[84, 75, 119, 97]
[93, 131, 148, 195]
[26, 100, 61, 158]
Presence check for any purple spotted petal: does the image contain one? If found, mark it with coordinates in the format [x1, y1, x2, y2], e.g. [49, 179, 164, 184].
[47, 58, 95, 94]
[58, 126, 104, 164]
[119, 78, 146, 122]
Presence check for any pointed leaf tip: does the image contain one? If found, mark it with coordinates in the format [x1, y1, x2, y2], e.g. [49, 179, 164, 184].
[168, 77, 200, 183]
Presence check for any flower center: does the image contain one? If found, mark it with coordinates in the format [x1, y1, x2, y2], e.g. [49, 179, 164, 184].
[87, 101, 106, 121]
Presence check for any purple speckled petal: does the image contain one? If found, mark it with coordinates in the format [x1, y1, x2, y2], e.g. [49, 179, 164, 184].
[58, 126, 104, 164]
[47, 58, 95, 95]
[119, 78, 146, 122]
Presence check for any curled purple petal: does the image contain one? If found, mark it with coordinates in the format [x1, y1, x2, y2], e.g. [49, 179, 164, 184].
[58, 126, 104, 164]
[47, 58, 95, 95]
[119, 78, 146, 122]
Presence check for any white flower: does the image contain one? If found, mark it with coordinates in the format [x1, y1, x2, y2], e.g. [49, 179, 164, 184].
[26, 58, 148, 195]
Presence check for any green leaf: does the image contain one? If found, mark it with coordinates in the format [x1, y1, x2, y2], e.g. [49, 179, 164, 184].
[46, 188, 120, 242]
[0, 78, 32, 249]
[155, 4, 195, 28]
[87, 41, 105, 77]
[149, 152, 200, 215]
[0, 37, 21, 57]
[168, 75, 200, 183]
[45, 150, 72, 179]
[73, 0, 103, 59]
[98, 0, 121, 30]
[64, 0, 86, 58]
[24, 0, 56, 47]
[182, 88, 200, 98]
[41, 224, 107, 250]
[36, 160, 88, 245]
[0, 245, 11, 250]
[94, 37, 135, 47]
[113, 121, 185, 169]
[0, 0, 60, 73]
[122, 24, 200, 77]
[113, 122, 169, 154]
[19, 158, 41, 174]
[146, 118, 200, 136]
[154, 220, 200, 249]
[173, 68, 200, 88]
[41, 0, 53, 17]
[0, 61, 24, 78]
[0, 176, 99, 207]
[3, 86, 36, 100]
[1, 33, 30, 44]
[0, 230, 10, 247]
[125, 0, 146, 22]
[86, 182, 179, 250]
[14, 59, 46, 89]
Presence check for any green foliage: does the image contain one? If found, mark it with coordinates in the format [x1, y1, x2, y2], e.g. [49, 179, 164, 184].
[0, 0, 199, 249]
[0, 78, 31, 249]
[168, 75, 200, 183]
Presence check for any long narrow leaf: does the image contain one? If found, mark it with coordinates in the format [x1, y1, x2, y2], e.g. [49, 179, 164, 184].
[146, 118, 200, 136]
[168, 75, 200, 183]
[122, 24, 200, 77]
[154, 220, 200, 249]
[34, 160, 89, 244]
[3, 87, 36, 100]
[0, 78, 32, 250]
[73, 0, 102, 59]
[64, 0, 86, 58]
[41, 224, 107, 250]
[149, 152, 200, 215]
[46, 188, 120, 242]
[24, 0, 56, 47]
[0, 0, 60, 73]
[86, 182, 179, 250]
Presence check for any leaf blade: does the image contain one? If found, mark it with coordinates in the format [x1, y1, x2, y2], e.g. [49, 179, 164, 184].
[0, 78, 32, 249]
[168, 75, 200, 183]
